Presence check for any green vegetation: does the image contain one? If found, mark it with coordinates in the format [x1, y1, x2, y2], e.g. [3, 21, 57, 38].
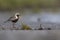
[0, 0, 59, 11]
[21, 23, 32, 30]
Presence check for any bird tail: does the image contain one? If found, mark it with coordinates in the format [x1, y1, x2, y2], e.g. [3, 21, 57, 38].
[0, 20, 9, 27]
[4, 20, 9, 23]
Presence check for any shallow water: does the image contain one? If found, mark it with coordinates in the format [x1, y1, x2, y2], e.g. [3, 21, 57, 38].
[0, 11, 60, 29]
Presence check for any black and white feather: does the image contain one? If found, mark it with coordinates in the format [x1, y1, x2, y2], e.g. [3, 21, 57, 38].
[4, 13, 20, 23]
[0, 13, 20, 28]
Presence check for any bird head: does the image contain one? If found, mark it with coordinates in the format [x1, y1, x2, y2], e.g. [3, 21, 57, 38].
[15, 13, 20, 17]
[15, 12, 21, 19]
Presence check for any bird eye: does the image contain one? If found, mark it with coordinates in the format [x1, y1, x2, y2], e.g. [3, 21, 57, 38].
[17, 15, 19, 16]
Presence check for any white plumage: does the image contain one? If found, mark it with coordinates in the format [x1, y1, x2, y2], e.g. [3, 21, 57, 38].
[3, 13, 20, 27]
[4, 13, 20, 23]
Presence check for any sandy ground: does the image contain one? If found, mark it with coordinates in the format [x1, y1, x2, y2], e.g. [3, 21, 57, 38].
[0, 30, 59, 40]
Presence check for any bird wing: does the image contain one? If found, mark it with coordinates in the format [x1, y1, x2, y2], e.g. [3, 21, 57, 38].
[3, 16, 15, 23]
[8, 16, 17, 21]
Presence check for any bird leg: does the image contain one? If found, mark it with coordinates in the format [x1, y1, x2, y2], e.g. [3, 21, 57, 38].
[12, 22, 15, 28]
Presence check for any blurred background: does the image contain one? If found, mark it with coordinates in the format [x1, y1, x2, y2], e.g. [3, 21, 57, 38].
[0, 0, 60, 30]
[0, 0, 60, 40]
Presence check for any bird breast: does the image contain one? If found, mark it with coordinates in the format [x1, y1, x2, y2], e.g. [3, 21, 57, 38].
[15, 16, 19, 19]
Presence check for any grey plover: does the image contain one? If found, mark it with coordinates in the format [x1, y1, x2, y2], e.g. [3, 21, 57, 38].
[4, 13, 20, 27]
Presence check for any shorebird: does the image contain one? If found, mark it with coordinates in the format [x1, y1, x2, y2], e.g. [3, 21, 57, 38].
[4, 13, 20, 27]
[37, 18, 44, 30]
